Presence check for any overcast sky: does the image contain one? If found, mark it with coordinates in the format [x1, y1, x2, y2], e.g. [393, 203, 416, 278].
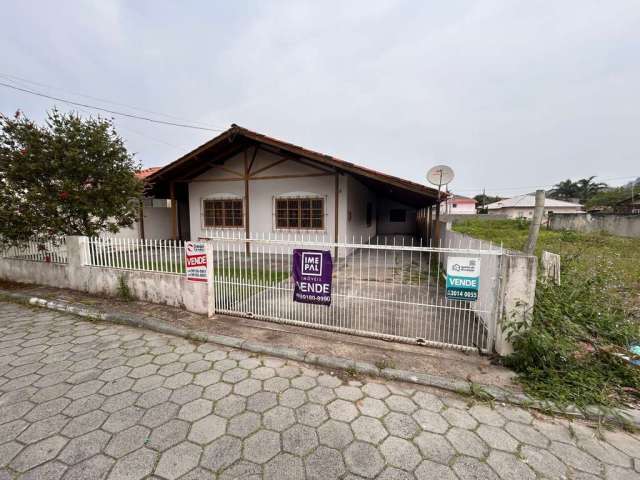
[1, 1, 639, 197]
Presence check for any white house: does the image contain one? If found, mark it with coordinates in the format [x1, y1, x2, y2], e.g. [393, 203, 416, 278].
[441, 195, 477, 215]
[138, 125, 441, 244]
[486, 194, 583, 219]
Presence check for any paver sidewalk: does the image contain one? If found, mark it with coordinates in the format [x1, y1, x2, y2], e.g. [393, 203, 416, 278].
[0, 282, 518, 392]
[1, 301, 640, 479]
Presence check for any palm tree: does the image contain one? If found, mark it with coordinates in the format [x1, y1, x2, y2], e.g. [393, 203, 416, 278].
[549, 177, 607, 204]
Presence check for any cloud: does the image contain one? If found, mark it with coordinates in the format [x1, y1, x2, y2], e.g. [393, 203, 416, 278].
[1, 0, 639, 195]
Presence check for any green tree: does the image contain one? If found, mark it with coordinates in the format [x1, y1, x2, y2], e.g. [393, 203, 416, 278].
[0, 109, 143, 247]
[549, 176, 607, 204]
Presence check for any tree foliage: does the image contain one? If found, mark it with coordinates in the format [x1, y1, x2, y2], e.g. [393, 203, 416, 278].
[0, 109, 143, 246]
[548, 176, 607, 204]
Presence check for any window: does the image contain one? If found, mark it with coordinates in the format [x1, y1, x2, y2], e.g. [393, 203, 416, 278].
[276, 197, 324, 229]
[203, 199, 243, 228]
[389, 209, 406, 223]
[366, 202, 373, 227]
[452, 203, 458, 209]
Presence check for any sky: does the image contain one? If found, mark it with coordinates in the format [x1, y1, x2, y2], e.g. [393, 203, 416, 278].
[1, 0, 639, 197]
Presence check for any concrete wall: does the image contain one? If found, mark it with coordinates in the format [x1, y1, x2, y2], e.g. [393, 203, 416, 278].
[489, 206, 582, 219]
[0, 237, 211, 316]
[440, 222, 537, 356]
[377, 198, 417, 235]
[549, 213, 640, 238]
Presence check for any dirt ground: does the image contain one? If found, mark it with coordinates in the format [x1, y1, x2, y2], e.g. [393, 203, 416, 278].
[0, 281, 520, 391]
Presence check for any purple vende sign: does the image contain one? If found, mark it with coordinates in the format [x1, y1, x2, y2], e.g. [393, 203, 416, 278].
[292, 249, 333, 306]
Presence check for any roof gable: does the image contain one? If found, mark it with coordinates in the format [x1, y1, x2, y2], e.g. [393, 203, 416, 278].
[147, 124, 441, 207]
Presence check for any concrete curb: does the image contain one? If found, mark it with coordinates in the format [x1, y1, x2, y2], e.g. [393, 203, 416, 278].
[1, 288, 637, 428]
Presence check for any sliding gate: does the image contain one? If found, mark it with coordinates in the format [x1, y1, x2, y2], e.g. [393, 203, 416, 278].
[207, 232, 504, 353]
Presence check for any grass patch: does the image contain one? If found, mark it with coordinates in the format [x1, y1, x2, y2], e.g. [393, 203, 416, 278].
[453, 218, 640, 409]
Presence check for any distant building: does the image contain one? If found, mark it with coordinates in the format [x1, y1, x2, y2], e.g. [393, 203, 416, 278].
[486, 194, 583, 219]
[441, 195, 477, 215]
[613, 196, 640, 215]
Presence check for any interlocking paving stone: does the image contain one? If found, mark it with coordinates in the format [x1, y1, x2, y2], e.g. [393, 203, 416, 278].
[327, 398, 359, 422]
[414, 431, 456, 464]
[264, 453, 305, 480]
[228, 411, 261, 438]
[477, 424, 520, 452]
[155, 441, 201, 479]
[415, 459, 458, 480]
[520, 445, 568, 479]
[243, 430, 281, 463]
[305, 445, 346, 479]
[446, 427, 490, 458]
[188, 413, 227, 445]
[105, 425, 151, 458]
[380, 436, 421, 470]
[344, 441, 385, 478]
[108, 447, 157, 480]
[283, 424, 319, 456]
[355, 396, 388, 418]
[4, 301, 640, 480]
[452, 455, 500, 480]
[57, 429, 110, 465]
[317, 419, 354, 448]
[201, 435, 242, 472]
[383, 411, 419, 439]
[9, 435, 66, 472]
[263, 405, 296, 432]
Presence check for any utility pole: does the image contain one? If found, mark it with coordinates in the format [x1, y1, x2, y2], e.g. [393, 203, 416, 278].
[524, 190, 545, 255]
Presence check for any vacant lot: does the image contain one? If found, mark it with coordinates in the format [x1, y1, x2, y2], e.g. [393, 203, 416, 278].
[454, 218, 640, 408]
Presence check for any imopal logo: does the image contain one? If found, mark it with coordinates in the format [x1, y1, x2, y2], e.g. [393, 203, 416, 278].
[301, 252, 323, 276]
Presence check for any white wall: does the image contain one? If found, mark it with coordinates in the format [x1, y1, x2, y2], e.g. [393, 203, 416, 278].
[142, 204, 174, 239]
[490, 206, 582, 219]
[188, 149, 350, 245]
[112, 201, 173, 239]
[377, 198, 417, 235]
[346, 176, 377, 242]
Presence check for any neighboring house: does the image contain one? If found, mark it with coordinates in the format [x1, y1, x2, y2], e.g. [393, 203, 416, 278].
[136, 125, 441, 245]
[112, 167, 173, 239]
[441, 194, 477, 215]
[613, 195, 640, 215]
[486, 194, 583, 219]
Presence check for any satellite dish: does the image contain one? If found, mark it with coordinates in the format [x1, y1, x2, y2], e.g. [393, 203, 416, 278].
[426, 165, 455, 187]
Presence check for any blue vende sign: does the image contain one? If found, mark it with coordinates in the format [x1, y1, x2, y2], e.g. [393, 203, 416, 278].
[292, 249, 333, 306]
[446, 256, 481, 301]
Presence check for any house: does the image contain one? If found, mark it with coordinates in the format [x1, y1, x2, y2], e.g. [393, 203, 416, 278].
[613, 195, 640, 215]
[486, 194, 583, 219]
[441, 194, 477, 215]
[137, 125, 441, 246]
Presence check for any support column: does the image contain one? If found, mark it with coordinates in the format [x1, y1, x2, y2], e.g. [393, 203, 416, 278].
[244, 150, 251, 253]
[205, 242, 215, 318]
[170, 182, 177, 240]
[334, 172, 340, 258]
[138, 200, 145, 240]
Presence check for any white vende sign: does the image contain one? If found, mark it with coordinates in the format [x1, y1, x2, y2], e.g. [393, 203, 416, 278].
[185, 241, 208, 282]
[446, 256, 481, 301]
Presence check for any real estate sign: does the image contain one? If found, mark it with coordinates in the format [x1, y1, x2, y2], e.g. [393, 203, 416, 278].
[446, 256, 480, 301]
[185, 241, 208, 282]
[292, 249, 333, 306]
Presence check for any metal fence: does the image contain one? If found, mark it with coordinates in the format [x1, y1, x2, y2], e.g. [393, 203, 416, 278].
[86, 237, 185, 274]
[208, 231, 504, 352]
[1, 238, 68, 264]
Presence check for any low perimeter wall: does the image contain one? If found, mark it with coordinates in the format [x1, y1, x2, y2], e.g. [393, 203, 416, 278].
[549, 213, 640, 238]
[0, 237, 211, 316]
[440, 223, 537, 356]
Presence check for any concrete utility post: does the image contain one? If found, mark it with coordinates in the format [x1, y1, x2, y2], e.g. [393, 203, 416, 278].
[524, 189, 546, 255]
